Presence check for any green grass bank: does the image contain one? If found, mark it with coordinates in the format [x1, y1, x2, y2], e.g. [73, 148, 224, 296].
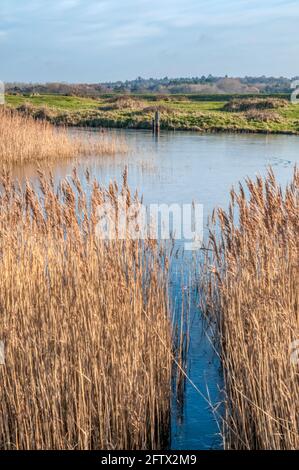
[6, 93, 299, 135]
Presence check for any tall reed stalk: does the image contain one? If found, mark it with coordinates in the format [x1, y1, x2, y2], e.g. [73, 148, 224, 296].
[202, 168, 299, 449]
[0, 169, 172, 449]
[0, 108, 127, 165]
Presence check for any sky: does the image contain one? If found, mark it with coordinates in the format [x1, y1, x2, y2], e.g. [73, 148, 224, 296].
[0, 0, 299, 82]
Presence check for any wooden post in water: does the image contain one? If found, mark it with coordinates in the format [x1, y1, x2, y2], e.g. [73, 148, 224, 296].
[155, 110, 160, 134]
[152, 110, 160, 135]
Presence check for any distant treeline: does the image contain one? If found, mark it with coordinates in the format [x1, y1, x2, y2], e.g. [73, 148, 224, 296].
[5, 75, 298, 97]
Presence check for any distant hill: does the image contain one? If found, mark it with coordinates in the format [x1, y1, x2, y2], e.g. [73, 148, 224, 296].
[5, 75, 297, 98]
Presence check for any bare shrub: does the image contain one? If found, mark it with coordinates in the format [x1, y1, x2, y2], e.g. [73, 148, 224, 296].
[223, 98, 289, 112]
[100, 96, 146, 111]
[245, 110, 282, 123]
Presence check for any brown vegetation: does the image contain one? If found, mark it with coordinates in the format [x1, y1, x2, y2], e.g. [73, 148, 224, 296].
[0, 169, 173, 449]
[245, 110, 282, 123]
[141, 105, 174, 115]
[0, 108, 127, 165]
[223, 97, 289, 113]
[202, 168, 299, 449]
[100, 96, 146, 111]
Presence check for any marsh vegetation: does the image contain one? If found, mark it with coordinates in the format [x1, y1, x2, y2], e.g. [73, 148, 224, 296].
[6, 93, 299, 134]
[0, 104, 298, 450]
[0, 108, 127, 165]
[203, 169, 299, 449]
[0, 169, 175, 449]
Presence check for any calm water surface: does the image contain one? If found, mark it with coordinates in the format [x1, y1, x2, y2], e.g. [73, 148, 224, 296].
[12, 130, 299, 450]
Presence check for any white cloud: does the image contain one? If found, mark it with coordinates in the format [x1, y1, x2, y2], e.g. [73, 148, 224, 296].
[108, 23, 162, 47]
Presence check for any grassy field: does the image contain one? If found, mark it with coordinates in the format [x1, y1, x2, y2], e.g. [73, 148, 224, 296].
[6, 93, 299, 134]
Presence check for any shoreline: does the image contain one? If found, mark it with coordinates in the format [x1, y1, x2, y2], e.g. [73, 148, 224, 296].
[70, 123, 299, 136]
[6, 93, 299, 137]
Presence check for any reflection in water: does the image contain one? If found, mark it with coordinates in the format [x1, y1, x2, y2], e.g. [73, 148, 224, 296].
[10, 129, 299, 450]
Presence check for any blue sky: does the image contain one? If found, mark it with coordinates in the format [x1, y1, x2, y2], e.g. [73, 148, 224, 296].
[0, 0, 298, 82]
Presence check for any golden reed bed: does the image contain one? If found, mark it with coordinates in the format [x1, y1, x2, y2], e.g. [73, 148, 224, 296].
[203, 168, 299, 449]
[0, 108, 127, 165]
[0, 169, 172, 449]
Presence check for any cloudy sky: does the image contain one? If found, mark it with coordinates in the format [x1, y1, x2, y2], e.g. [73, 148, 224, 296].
[0, 0, 298, 82]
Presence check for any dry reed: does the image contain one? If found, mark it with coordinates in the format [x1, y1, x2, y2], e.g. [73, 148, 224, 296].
[202, 168, 299, 449]
[223, 98, 289, 113]
[0, 108, 127, 165]
[0, 168, 172, 449]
